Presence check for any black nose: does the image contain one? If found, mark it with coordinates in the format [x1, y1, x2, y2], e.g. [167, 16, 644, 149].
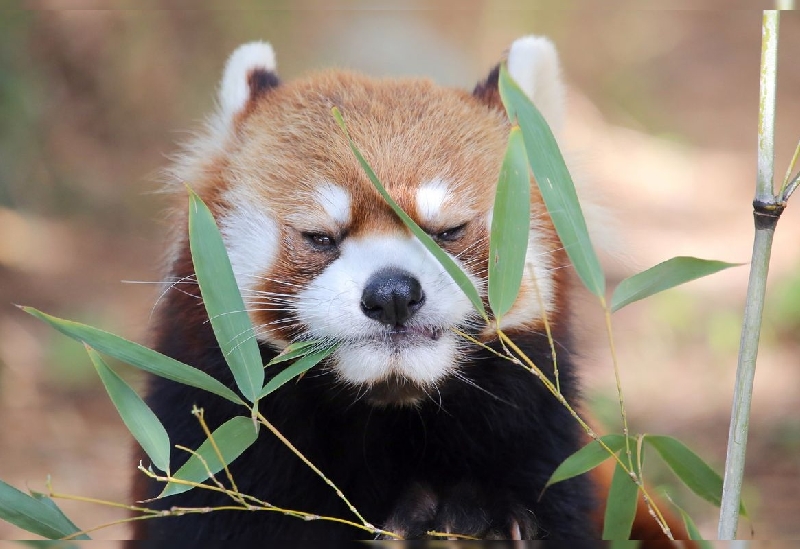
[361, 268, 425, 326]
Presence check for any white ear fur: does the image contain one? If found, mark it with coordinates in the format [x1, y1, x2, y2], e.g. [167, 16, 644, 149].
[219, 41, 277, 122]
[507, 36, 565, 135]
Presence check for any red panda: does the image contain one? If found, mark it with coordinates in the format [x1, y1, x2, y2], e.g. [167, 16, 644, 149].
[129, 36, 688, 544]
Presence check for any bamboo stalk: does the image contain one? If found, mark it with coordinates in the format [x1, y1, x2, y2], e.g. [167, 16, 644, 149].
[717, 10, 781, 540]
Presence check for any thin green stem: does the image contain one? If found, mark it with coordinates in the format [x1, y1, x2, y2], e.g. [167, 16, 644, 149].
[173, 444, 235, 500]
[528, 263, 560, 392]
[191, 407, 244, 504]
[779, 138, 800, 202]
[601, 300, 633, 473]
[49, 491, 157, 515]
[61, 514, 160, 541]
[253, 410, 373, 529]
[137, 467, 402, 538]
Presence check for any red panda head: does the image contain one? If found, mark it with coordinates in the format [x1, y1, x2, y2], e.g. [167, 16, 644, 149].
[168, 37, 570, 406]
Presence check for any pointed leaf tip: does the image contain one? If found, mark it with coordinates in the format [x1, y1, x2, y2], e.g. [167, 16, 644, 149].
[547, 434, 628, 488]
[23, 307, 244, 405]
[86, 347, 171, 474]
[611, 257, 740, 313]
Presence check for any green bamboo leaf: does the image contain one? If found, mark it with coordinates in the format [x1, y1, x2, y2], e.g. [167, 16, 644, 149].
[28, 493, 84, 542]
[602, 446, 639, 540]
[671, 498, 713, 546]
[159, 416, 259, 498]
[610, 257, 740, 313]
[332, 107, 487, 320]
[546, 434, 627, 487]
[0, 479, 88, 540]
[86, 346, 170, 473]
[488, 126, 531, 319]
[259, 345, 338, 399]
[498, 64, 605, 299]
[645, 435, 747, 517]
[16, 542, 80, 549]
[266, 341, 322, 367]
[188, 189, 263, 403]
[22, 307, 243, 406]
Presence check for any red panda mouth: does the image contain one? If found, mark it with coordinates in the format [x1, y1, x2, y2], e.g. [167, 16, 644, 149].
[383, 325, 444, 344]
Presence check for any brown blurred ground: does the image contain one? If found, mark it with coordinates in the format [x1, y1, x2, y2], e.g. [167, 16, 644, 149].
[1, 6, 799, 544]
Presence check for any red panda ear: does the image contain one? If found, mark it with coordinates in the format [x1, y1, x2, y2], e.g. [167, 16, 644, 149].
[473, 36, 565, 135]
[219, 41, 279, 123]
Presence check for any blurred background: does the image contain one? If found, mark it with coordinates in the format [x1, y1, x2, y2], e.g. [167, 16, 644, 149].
[1, 5, 798, 544]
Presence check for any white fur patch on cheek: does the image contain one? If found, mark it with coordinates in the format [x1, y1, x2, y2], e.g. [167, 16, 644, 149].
[218, 200, 280, 295]
[416, 178, 450, 224]
[315, 182, 351, 226]
[219, 41, 276, 123]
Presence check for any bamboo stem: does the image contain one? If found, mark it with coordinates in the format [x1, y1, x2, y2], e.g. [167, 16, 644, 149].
[718, 10, 780, 540]
[754, 11, 779, 204]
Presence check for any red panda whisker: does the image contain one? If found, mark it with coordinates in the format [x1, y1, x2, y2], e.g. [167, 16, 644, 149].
[203, 309, 263, 324]
[220, 327, 269, 356]
[245, 295, 296, 303]
[239, 287, 297, 295]
[245, 308, 293, 315]
[244, 304, 294, 313]
[454, 237, 487, 254]
[418, 383, 446, 413]
[533, 245, 566, 256]
[267, 318, 302, 326]
[146, 274, 202, 319]
[451, 371, 516, 408]
[245, 300, 296, 308]
[540, 264, 572, 274]
[122, 278, 197, 285]
[346, 385, 371, 409]
[243, 297, 295, 306]
[244, 301, 296, 310]
[244, 275, 308, 288]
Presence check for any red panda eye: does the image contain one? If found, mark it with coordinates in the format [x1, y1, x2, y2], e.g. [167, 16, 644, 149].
[434, 224, 467, 242]
[303, 232, 337, 250]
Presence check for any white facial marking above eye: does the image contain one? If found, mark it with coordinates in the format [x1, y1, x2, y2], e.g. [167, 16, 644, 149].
[416, 178, 451, 224]
[315, 183, 352, 226]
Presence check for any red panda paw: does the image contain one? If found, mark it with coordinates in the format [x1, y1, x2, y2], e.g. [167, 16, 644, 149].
[379, 481, 537, 540]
